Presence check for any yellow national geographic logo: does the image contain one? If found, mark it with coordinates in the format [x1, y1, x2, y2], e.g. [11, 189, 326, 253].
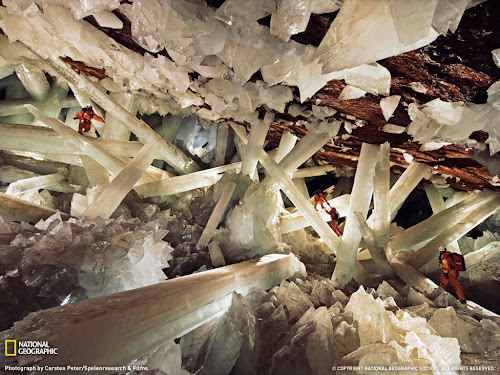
[5, 340, 16, 356]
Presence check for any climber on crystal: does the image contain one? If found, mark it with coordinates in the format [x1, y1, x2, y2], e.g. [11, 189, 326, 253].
[74, 105, 104, 135]
[438, 246, 466, 304]
[313, 190, 331, 210]
[326, 207, 342, 236]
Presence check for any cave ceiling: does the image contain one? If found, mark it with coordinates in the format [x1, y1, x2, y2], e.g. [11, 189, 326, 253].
[2, 0, 499, 192]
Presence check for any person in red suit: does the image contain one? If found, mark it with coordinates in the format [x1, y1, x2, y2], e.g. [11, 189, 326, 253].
[439, 246, 466, 304]
[313, 190, 331, 211]
[74, 105, 104, 134]
[326, 207, 342, 236]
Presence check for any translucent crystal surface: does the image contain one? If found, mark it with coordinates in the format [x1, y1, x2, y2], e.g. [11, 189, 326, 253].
[332, 143, 379, 284]
[270, 0, 312, 42]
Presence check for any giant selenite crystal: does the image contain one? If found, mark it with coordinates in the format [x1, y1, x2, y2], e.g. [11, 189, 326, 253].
[0, 254, 305, 369]
[332, 143, 379, 285]
[316, 0, 466, 73]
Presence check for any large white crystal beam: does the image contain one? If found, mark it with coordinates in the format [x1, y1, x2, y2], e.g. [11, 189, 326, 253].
[14, 63, 50, 101]
[0, 192, 70, 222]
[197, 182, 237, 248]
[293, 178, 309, 198]
[0, 254, 305, 369]
[82, 144, 158, 219]
[214, 122, 229, 167]
[230, 122, 341, 253]
[352, 212, 392, 275]
[80, 156, 109, 186]
[291, 165, 336, 179]
[389, 162, 431, 221]
[32, 78, 69, 127]
[25, 104, 133, 178]
[331, 143, 379, 284]
[280, 194, 350, 233]
[26, 49, 200, 174]
[0, 122, 144, 157]
[279, 130, 335, 174]
[424, 184, 461, 253]
[389, 190, 498, 252]
[241, 121, 270, 178]
[274, 130, 297, 163]
[410, 195, 500, 270]
[389, 253, 438, 294]
[464, 242, 500, 270]
[444, 191, 469, 209]
[134, 162, 242, 198]
[0, 96, 78, 116]
[371, 142, 390, 247]
[0, 164, 84, 193]
[102, 92, 135, 141]
[6, 170, 68, 196]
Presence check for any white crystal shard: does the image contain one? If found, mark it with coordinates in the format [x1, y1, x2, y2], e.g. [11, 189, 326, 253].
[310, 0, 343, 13]
[214, 0, 276, 26]
[0, 254, 304, 367]
[270, 0, 312, 42]
[342, 63, 391, 96]
[388, 0, 438, 46]
[0, 191, 69, 222]
[431, 0, 468, 34]
[292, 165, 337, 179]
[80, 155, 109, 186]
[6, 169, 68, 196]
[380, 95, 401, 121]
[241, 121, 270, 179]
[82, 143, 157, 219]
[382, 123, 406, 134]
[278, 120, 341, 174]
[316, 0, 445, 74]
[213, 122, 229, 167]
[92, 10, 123, 29]
[208, 241, 226, 267]
[345, 286, 398, 346]
[492, 49, 500, 69]
[338, 85, 366, 100]
[275, 131, 298, 163]
[371, 142, 390, 247]
[388, 162, 431, 220]
[102, 92, 136, 141]
[197, 182, 237, 248]
[353, 212, 392, 275]
[134, 162, 242, 198]
[14, 63, 50, 102]
[332, 143, 379, 285]
[389, 253, 438, 294]
[32, 78, 70, 127]
[424, 184, 460, 253]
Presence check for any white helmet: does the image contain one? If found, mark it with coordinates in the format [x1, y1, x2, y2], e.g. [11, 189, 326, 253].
[438, 246, 446, 252]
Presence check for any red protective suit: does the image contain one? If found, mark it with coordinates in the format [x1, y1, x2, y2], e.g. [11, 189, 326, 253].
[439, 250, 466, 303]
[74, 106, 104, 134]
[327, 207, 342, 236]
[314, 190, 331, 211]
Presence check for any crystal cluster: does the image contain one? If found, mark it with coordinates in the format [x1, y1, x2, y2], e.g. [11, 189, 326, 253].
[169, 275, 500, 375]
[407, 83, 500, 155]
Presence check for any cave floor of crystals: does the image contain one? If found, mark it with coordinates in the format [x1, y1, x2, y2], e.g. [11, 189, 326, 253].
[1, 0, 500, 374]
